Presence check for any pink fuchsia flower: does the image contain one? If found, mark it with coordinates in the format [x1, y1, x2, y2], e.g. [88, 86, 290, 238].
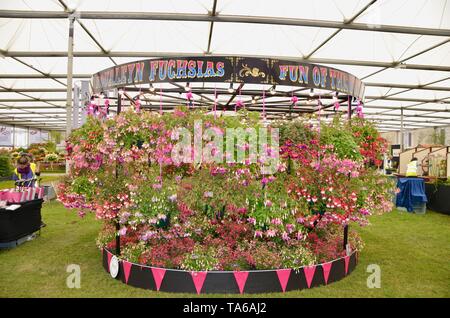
[204, 191, 213, 198]
[296, 231, 304, 240]
[286, 224, 295, 233]
[152, 183, 162, 189]
[264, 200, 273, 207]
[291, 95, 299, 105]
[271, 218, 282, 225]
[359, 208, 371, 216]
[186, 91, 193, 100]
[266, 229, 277, 237]
[282, 231, 290, 241]
[235, 99, 244, 109]
[119, 227, 127, 236]
[254, 230, 263, 238]
[247, 217, 256, 225]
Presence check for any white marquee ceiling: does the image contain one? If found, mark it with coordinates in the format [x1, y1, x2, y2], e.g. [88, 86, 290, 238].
[0, 0, 449, 131]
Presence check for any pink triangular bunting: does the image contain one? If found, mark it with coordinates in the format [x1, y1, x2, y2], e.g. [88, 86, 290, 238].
[191, 271, 208, 294]
[276, 269, 291, 292]
[106, 250, 113, 272]
[303, 266, 316, 288]
[122, 261, 132, 284]
[322, 262, 332, 284]
[233, 271, 249, 294]
[151, 268, 166, 291]
[344, 256, 350, 275]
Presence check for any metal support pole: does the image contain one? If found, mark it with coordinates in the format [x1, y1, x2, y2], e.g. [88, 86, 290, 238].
[65, 14, 75, 173]
[65, 14, 75, 136]
[400, 107, 404, 151]
[73, 83, 80, 129]
[348, 95, 352, 121]
[343, 224, 349, 251]
[80, 81, 89, 126]
[115, 90, 122, 256]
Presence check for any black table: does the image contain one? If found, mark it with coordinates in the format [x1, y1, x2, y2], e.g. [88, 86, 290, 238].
[425, 183, 450, 215]
[0, 199, 43, 245]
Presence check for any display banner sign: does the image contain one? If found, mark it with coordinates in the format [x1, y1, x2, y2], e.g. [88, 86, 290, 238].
[92, 56, 365, 99]
[41, 130, 49, 141]
[29, 128, 41, 144]
[0, 125, 13, 146]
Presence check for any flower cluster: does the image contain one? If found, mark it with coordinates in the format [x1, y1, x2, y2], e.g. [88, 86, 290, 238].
[59, 107, 392, 271]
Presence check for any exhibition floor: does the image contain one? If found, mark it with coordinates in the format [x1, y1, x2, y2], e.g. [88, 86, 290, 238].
[1, 200, 448, 298]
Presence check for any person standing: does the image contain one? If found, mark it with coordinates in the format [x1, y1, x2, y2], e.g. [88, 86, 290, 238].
[406, 157, 419, 177]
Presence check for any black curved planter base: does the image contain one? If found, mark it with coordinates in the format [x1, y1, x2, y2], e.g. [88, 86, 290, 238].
[102, 248, 358, 294]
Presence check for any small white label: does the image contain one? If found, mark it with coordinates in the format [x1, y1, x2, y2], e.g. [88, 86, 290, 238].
[346, 244, 352, 256]
[109, 255, 119, 278]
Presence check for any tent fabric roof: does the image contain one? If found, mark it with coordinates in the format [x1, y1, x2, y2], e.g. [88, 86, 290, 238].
[0, 0, 449, 131]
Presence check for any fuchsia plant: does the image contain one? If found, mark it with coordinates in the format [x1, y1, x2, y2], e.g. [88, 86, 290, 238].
[59, 107, 393, 271]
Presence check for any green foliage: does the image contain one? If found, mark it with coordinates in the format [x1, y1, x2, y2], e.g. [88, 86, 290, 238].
[281, 244, 317, 270]
[272, 118, 317, 145]
[320, 117, 363, 160]
[0, 154, 13, 178]
[181, 245, 219, 271]
[70, 176, 96, 200]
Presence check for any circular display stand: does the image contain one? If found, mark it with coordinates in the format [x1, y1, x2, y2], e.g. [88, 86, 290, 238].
[102, 248, 358, 294]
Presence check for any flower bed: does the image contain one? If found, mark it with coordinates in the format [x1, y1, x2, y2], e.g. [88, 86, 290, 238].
[59, 107, 393, 292]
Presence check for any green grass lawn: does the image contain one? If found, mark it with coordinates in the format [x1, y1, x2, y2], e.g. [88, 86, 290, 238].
[0, 200, 449, 298]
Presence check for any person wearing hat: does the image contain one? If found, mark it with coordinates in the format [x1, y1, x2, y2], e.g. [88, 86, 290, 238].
[12, 154, 39, 187]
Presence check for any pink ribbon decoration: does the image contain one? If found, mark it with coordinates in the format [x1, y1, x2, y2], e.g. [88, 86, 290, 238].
[135, 98, 141, 113]
[191, 271, 208, 294]
[303, 265, 316, 288]
[334, 101, 340, 111]
[160, 86, 163, 115]
[87, 101, 95, 116]
[122, 261, 132, 284]
[235, 99, 244, 111]
[233, 271, 249, 294]
[276, 269, 291, 292]
[344, 255, 350, 275]
[151, 268, 166, 291]
[214, 84, 217, 119]
[235, 85, 244, 111]
[104, 98, 110, 116]
[322, 262, 333, 284]
[262, 88, 266, 120]
[356, 100, 364, 118]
